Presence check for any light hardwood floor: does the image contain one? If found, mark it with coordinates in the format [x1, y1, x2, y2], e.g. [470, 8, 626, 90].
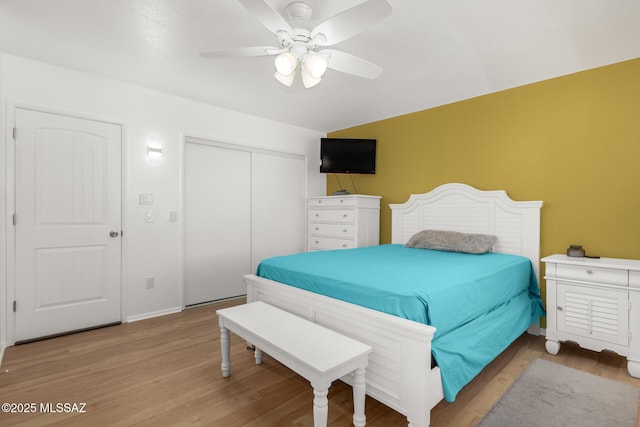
[1, 298, 639, 426]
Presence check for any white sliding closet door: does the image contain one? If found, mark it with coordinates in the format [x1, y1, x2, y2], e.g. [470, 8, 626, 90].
[251, 152, 306, 273]
[184, 142, 251, 306]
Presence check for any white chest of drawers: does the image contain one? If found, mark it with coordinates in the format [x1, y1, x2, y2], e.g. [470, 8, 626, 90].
[307, 195, 381, 251]
[542, 254, 640, 378]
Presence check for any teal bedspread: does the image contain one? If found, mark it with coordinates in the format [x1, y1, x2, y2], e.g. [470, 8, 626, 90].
[256, 244, 545, 402]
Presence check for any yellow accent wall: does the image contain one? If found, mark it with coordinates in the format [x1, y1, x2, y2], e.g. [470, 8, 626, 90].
[328, 58, 640, 280]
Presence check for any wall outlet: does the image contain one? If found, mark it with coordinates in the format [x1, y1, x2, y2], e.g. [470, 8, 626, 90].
[145, 277, 155, 289]
[145, 210, 154, 223]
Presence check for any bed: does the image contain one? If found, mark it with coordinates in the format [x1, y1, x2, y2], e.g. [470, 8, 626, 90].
[244, 183, 544, 427]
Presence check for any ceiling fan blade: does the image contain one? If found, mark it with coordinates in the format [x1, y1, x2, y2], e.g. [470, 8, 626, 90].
[237, 0, 293, 35]
[320, 49, 383, 80]
[200, 46, 283, 58]
[311, 0, 392, 46]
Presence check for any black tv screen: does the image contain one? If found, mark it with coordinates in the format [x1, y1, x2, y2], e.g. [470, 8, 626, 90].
[320, 138, 376, 174]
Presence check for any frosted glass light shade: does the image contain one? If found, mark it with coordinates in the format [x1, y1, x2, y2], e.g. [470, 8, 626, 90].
[301, 67, 321, 88]
[274, 52, 297, 76]
[274, 71, 295, 87]
[304, 53, 328, 78]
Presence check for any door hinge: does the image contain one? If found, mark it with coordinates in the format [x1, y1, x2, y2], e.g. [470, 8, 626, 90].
[121, 230, 124, 237]
[13, 300, 16, 313]
[12, 213, 16, 226]
[12, 127, 17, 140]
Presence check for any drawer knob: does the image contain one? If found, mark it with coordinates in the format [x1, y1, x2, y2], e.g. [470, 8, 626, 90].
[343, 229, 348, 233]
[342, 244, 347, 247]
[315, 240, 319, 244]
[315, 213, 319, 217]
[557, 306, 563, 311]
[315, 227, 319, 231]
[343, 214, 347, 218]
[340, 200, 344, 203]
[586, 270, 593, 275]
[318, 200, 322, 204]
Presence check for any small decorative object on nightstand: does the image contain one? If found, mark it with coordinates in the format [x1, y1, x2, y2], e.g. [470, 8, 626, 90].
[307, 195, 380, 251]
[542, 254, 640, 378]
[566, 244, 586, 257]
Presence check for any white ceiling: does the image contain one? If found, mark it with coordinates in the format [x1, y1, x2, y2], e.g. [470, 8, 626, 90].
[1, 0, 639, 132]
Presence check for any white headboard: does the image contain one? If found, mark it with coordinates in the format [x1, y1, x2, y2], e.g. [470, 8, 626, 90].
[390, 183, 543, 279]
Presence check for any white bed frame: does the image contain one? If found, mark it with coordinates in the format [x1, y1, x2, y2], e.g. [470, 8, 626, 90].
[244, 183, 543, 426]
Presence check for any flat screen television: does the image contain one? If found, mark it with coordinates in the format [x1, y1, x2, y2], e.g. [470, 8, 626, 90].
[320, 138, 376, 174]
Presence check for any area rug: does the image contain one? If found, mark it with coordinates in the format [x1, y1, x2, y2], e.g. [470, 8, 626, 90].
[477, 358, 640, 427]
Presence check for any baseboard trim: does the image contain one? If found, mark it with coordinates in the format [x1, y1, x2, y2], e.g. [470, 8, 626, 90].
[0, 341, 6, 367]
[127, 306, 182, 323]
[185, 294, 246, 309]
[527, 323, 546, 337]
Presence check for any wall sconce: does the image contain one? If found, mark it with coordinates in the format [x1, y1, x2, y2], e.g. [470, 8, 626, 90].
[147, 144, 162, 159]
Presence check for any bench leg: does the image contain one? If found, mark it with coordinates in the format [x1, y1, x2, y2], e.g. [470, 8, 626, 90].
[220, 326, 231, 377]
[312, 386, 329, 427]
[352, 367, 367, 427]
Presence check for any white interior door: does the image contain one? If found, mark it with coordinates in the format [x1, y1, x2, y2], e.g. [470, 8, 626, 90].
[184, 141, 251, 306]
[14, 108, 122, 343]
[251, 152, 306, 272]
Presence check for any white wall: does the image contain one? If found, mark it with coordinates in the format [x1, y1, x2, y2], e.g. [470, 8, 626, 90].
[0, 53, 325, 343]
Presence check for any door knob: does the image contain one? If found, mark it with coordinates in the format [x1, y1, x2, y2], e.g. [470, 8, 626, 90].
[109, 231, 119, 237]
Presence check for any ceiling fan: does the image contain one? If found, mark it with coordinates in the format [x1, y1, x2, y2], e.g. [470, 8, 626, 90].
[200, 0, 393, 88]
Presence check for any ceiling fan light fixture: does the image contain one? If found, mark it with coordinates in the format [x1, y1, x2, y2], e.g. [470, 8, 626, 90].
[274, 70, 295, 87]
[304, 52, 328, 78]
[301, 67, 322, 88]
[274, 51, 297, 76]
[201, 0, 391, 90]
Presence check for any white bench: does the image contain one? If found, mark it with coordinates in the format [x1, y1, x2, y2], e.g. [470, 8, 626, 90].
[217, 301, 373, 427]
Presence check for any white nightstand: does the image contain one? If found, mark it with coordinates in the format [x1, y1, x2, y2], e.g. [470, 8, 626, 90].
[543, 254, 640, 377]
